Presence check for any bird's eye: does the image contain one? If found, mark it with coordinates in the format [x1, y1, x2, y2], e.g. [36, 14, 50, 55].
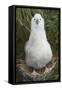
[34, 18, 35, 20]
[40, 19, 41, 21]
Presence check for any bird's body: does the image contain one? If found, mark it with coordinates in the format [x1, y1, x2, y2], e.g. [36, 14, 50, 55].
[25, 14, 52, 69]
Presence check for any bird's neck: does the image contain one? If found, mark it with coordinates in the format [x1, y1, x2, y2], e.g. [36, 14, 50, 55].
[30, 26, 47, 41]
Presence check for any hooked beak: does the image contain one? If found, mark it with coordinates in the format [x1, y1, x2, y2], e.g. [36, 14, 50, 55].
[36, 19, 39, 24]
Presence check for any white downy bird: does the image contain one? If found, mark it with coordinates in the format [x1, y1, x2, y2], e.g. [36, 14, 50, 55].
[25, 14, 52, 75]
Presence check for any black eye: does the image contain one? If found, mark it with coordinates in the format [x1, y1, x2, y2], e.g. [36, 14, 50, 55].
[40, 19, 41, 20]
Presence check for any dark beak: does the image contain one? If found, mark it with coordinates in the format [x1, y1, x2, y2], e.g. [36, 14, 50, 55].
[36, 19, 39, 24]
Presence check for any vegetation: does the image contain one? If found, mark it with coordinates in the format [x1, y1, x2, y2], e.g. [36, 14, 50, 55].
[16, 7, 60, 81]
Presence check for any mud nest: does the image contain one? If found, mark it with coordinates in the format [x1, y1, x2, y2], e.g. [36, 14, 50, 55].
[16, 57, 59, 82]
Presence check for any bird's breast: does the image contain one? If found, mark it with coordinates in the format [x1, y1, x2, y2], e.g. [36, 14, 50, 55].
[27, 39, 52, 60]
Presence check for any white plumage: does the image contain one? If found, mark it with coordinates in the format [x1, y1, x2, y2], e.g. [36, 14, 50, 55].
[25, 14, 52, 69]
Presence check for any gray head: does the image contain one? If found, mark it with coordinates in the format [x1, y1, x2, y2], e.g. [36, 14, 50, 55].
[31, 14, 44, 29]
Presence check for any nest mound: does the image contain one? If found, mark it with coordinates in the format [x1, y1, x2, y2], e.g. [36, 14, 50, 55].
[16, 57, 59, 82]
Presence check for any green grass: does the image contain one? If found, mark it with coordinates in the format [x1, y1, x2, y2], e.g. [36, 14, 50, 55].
[16, 8, 60, 81]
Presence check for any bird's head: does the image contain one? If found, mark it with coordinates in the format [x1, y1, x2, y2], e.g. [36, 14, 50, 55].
[31, 14, 44, 29]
